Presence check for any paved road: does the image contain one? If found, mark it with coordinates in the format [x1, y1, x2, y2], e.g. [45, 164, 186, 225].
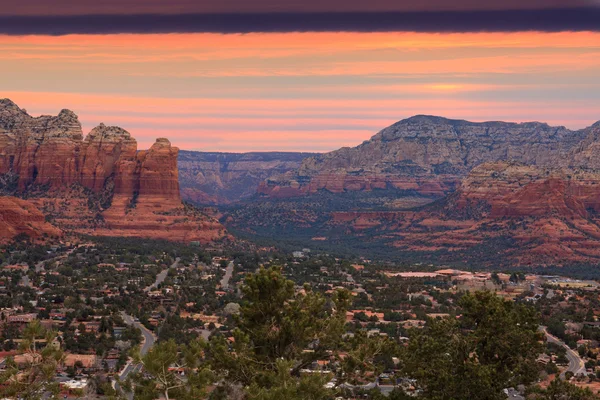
[22, 247, 81, 288]
[116, 312, 157, 398]
[220, 261, 234, 290]
[21, 254, 67, 288]
[541, 327, 587, 378]
[144, 257, 180, 292]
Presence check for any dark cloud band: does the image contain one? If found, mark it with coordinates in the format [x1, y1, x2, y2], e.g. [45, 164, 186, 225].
[0, 8, 598, 35]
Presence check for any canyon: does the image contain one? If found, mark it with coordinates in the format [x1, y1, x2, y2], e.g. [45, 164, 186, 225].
[0, 99, 227, 244]
[3, 97, 600, 267]
[178, 151, 316, 205]
[326, 163, 600, 266]
[227, 116, 600, 266]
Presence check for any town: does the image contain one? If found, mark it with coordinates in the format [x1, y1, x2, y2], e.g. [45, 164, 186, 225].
[2, 236, 600, 398]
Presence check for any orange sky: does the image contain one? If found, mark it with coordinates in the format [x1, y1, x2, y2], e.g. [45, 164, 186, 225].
[1, 32, 599, 152]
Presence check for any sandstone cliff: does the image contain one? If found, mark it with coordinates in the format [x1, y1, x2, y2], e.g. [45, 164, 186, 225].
[259, 115, 600, 198]
[0, 196, 62, 243]
[0, 99, 227, 244]
[229, 115, 600, 266]
[324, 162, 600, 266]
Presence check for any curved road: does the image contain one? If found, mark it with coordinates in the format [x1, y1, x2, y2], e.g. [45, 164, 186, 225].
[116, 312, 157, 398]
[541, 327, 587, 378]
[21, 249, 77, 288]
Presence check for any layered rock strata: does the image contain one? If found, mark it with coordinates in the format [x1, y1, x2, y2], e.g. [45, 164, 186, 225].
[0, 99, 227, 243]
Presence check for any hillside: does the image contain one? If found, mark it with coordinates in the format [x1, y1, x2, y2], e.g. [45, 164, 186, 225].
[259, 116, 600, 198]
[227, 116, 600, 267]
[178, 150, 316, 205]
[0, 99, 227, 244]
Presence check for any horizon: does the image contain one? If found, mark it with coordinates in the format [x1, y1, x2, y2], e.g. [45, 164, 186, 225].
[1, 1, 599, 152]
[4, 97, 599, 153]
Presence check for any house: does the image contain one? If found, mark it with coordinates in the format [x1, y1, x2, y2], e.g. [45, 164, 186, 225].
[13, 353, 46, 368]
[402, 320, 425, 329]
[536, 354, 552, 366]
[8, 313, 37, 324]
[3, 264, 29, 272]
[63, 354, 98, 370]
[49, 310, 67, 320]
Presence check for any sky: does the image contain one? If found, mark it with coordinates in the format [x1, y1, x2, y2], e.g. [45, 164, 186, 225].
[1, 1, 599, 152]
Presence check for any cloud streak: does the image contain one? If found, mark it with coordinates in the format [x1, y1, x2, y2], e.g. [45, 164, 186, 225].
[0, 8, 599, 35]
[1, 31, 599, 151]
[1, 1, 593, 15]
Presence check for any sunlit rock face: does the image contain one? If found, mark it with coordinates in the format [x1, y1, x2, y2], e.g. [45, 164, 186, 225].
[0, 99, 228, 244]
[0, 195, 62, 243]
[259, 115, 600, 199]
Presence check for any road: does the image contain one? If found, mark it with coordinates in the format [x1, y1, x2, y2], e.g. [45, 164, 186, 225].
[116, 312, 157, 399]
[220, 261, 234, 290]
[144, 257, 180, 292]
[541, 327, 587, 378]
[21, 255, 66, 288]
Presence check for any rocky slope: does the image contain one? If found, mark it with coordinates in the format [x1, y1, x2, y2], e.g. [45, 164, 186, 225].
[228, 116, 600, 266]
[326, 162, 600, 266]
[259, 116, 600, 198]
[178, 151, 316, 205]
[0, 99, 227, 243]
[228, 162, 600, 266]
[0, 196, 61, 242]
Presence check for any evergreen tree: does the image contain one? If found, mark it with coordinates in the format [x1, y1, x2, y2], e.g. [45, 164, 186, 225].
[401, 291, 543, 400]
[0, 320, 64, 399]
[127, 338, 212, 400]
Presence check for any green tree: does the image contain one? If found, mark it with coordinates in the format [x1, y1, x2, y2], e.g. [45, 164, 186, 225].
[528, 378, 598, 399]
[210, 266, 389, 399]
[491, 272, 502, 286]
[127, 338, 212, 400]
[402, 291, 543, 400]
[0, 320, 64, 400]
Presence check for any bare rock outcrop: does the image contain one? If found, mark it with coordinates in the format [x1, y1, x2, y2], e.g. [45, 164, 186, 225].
[0, 196, 62, 242]
[0, 99, 227, 244]
[259, 115, 600, 199]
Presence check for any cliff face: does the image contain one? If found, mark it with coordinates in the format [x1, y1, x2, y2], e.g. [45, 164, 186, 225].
[226, 116, 600, 267]
[0, 196, 62, 243]
[178, 151, 317, 205]
[324, 162, 600, 266]
[259, 115, 600, 198]
[0, 99, 227, 244]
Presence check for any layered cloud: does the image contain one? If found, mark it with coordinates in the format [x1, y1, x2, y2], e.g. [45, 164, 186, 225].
[1, 0, 596, 14]
[2, 31, 599, 152]
[1, 8, 599, 35]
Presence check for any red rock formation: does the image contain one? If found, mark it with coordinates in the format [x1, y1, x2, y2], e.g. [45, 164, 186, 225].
[0, 99, 228, 244]
[258, 173, 459, 198]
[137, 138, 181, 203]
[79, 124, 138, 193]
[328, 162, 600, 266]
[259, 115, 600, 200]
[0, 196, 61, 242]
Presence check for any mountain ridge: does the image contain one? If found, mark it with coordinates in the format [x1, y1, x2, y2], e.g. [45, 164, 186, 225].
[259, 115, 600, 199]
